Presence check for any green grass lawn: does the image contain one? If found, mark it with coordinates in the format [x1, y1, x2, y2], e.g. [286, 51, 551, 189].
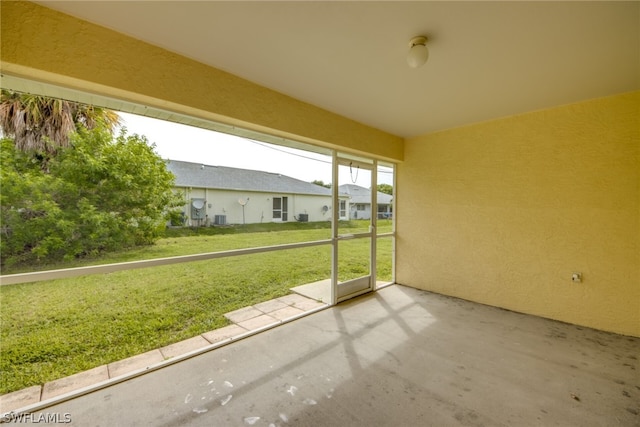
[0, 221, 393, 394]
[2, 220, 389, 274]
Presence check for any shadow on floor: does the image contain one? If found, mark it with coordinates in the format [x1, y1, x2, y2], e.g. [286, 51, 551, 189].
[5, 285, 638, 426]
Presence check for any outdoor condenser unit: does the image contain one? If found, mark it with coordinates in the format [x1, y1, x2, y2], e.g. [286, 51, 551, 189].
[298, 214, 309, 222]
[214, 215, 227, 225]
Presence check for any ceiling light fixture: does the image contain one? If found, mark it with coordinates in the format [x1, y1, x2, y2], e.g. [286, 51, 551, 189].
[407, 36, 429, 69]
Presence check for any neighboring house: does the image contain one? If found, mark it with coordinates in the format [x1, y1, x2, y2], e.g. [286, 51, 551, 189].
[338, 184, 393, 220]
[167, 160, 349, 226]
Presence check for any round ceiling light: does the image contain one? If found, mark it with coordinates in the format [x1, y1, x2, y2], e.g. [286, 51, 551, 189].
[407, 36, 429, 69]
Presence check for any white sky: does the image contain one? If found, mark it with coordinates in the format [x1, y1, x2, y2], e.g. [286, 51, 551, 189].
[118, 112, 393, 187]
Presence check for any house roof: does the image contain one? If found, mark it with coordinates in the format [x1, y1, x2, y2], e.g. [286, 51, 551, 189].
[339, 184, 393, 205]
[167, 160, 333, 196]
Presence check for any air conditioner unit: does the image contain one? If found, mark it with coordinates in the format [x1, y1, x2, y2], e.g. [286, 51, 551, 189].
[214, 215, 226, 225]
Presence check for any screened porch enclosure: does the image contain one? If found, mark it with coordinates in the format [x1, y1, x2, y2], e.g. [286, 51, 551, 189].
[1, 1, 638, 421]
[0, 84, 397, 413]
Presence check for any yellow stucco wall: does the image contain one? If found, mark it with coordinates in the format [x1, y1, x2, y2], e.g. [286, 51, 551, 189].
[397, 92, 640, 337]
[3, 2, 637, 336]
[0, 1, 402, 161]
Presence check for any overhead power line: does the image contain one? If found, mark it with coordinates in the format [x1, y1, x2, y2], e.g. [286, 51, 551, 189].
[244, 138, 394, 175]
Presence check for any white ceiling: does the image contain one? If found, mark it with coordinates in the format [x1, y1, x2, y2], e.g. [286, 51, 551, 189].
[36, 1, 639, 138]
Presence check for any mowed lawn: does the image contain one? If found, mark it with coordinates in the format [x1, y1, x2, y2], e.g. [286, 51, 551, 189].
[0, 221, 393, 394]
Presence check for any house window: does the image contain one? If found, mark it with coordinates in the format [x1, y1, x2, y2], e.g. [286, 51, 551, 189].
[377, 204, 392, 219]
[339, 200, 346, 218]
[273, 196, 288, 221]
[357, 204, 366, 211]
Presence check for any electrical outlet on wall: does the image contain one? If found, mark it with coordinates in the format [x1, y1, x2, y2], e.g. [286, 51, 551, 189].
[572, 272, 582, 283]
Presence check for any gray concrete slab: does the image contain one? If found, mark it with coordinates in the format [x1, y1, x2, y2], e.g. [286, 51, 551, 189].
[291, 279, 331, 303]
[292, 280, 392, 305]
[27, 285, 640, 426]
[1, 294, 323, 414]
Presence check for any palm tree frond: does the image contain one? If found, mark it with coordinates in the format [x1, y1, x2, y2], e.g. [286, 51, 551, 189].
[0, 90, 119, 155]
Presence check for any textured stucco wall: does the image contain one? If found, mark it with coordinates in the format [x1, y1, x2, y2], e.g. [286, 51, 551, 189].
[0, 1, 402, 161]
[397, 92, 640, 337]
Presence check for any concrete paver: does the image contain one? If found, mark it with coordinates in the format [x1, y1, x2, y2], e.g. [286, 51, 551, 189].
[276, 293, 315, 306]
[0, 386, 41, 413]
[278, 293, 326, 310]
[268, 305, 305, 321]
[202, 324, 248, 344]
[41, 366, 108, 401]
[236, 314, 278, 330]
[224, 306, 263, 323]
[160, 336, 210, 360]
[288, 298, 326, 311]
[1, 292, 326, 414]
[108, 350, 164, 379]
[253, 299, 288, 313]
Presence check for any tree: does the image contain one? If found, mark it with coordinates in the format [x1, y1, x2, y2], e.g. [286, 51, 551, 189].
[377, 183, 393, 195]
[0, 125, 181, 267]
[312, 180, 331, 188]
[0, 90, 120, 155]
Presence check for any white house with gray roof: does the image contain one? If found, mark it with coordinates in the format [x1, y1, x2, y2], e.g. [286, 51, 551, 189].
[167, 160, 348, 226]
[338, 184, 393, 220]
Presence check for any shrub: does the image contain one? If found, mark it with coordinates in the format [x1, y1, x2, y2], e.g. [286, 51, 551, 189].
[0, 127, 180, 267]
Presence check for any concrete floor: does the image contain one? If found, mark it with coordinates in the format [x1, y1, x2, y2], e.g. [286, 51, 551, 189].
[0, 294, 327, 414]
[18, 285, 640, 426]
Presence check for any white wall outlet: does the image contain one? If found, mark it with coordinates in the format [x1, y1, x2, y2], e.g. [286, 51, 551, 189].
[571, 273, 582, 283]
